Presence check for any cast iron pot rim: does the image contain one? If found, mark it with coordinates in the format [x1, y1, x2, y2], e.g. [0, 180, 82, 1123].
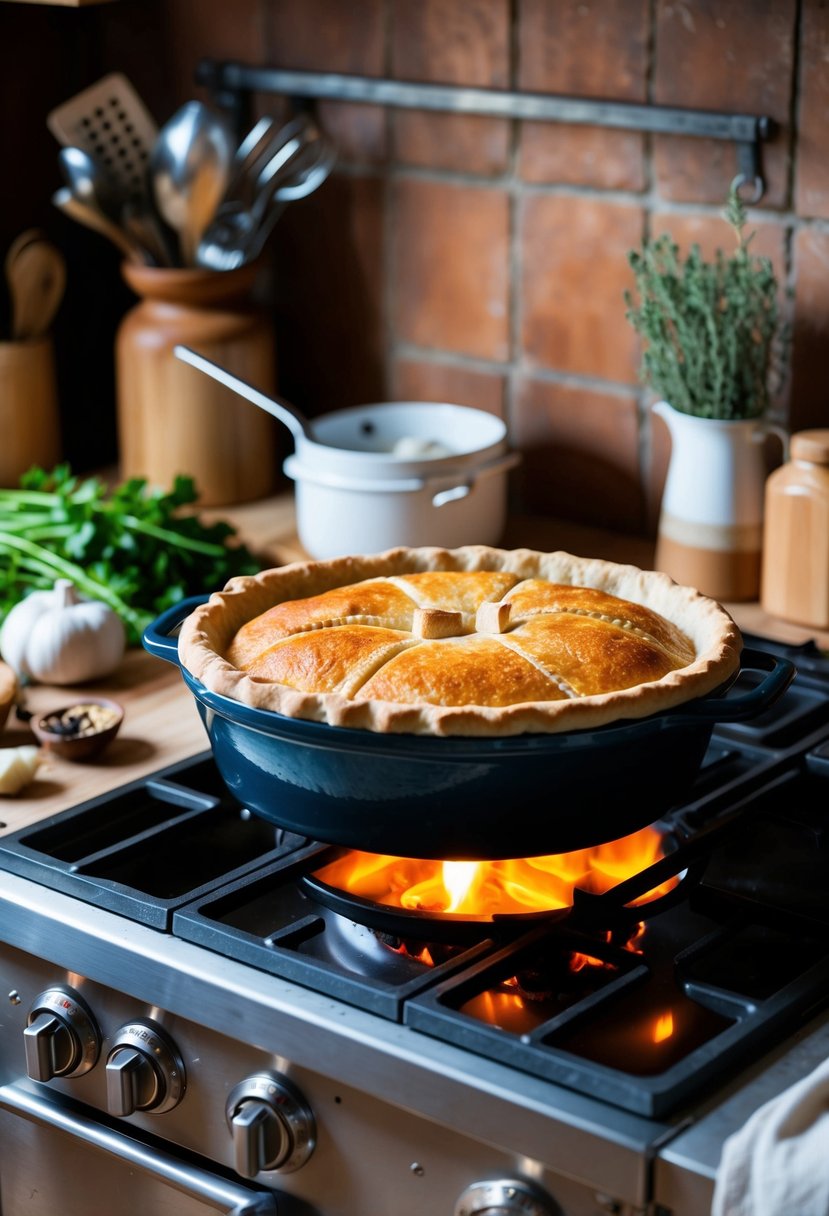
[179, 663, 743, 758]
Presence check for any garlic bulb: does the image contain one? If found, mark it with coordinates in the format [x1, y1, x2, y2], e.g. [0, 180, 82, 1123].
[0, 745, 41, 795]
[0, 580, 126, 685]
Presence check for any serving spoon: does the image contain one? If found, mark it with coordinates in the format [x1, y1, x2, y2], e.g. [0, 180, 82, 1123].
[173, 344, 314, 444]
[150, 101, 236, 266]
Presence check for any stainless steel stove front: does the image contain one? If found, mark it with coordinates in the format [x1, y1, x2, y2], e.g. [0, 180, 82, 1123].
[4, 867, 828, 1216]
[0, 870, 672, 1216]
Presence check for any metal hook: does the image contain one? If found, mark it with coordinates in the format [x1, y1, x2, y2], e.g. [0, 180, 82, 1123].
[731, 172, 765, 205]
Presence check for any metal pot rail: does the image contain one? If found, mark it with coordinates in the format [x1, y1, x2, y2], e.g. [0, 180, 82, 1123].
[197, 60, 775, 202]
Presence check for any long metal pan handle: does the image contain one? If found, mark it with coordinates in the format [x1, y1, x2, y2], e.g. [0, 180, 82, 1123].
[0, 1082, 278, 1214]
[673, 648, 795, 723]
[142, 595, 210, 668]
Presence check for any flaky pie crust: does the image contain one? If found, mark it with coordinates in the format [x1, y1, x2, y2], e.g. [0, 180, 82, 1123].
[177, 546, 742, 737]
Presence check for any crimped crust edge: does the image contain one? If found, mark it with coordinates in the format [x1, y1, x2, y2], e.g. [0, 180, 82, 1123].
[177, 546, 742, 737]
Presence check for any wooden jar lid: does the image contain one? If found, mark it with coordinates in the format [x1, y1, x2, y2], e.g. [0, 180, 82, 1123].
[791, 430, 829, 465]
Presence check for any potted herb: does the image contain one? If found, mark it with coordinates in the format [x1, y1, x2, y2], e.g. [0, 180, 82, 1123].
[625, 187, 783, 421]
[623, 189, 788, 603]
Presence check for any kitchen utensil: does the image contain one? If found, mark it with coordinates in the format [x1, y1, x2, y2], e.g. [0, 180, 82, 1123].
[218, 112, 316, 212]
[246, 113, 322, 194]
[221, 114, 276, 207]
[121, 200, 177, 268]
[58, 146, 123, 225]
[4, 231, 66, 339]
[52, 187, 146, 263]
[196, 121, 335, 271]
[57, 147, 172, 267]
[4, 229, 44, 274]
[143, 605, 794, 859]
[197, 140, 336, 271]
[150, 101, 236, 266]
[174, 343, 314, 443]
[47, 72, 158, 203]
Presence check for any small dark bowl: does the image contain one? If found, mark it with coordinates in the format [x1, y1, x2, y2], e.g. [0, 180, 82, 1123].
[31, 697, 124, 762]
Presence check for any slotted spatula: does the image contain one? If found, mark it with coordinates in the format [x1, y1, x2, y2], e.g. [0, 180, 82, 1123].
[47, 73, 158, 202]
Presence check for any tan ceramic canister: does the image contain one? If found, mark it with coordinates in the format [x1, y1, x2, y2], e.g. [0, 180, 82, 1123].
[761, 429, 829, 628]
[116, 263, 277, 506]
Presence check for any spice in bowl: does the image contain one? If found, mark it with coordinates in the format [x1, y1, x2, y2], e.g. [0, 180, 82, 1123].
[32, 697, 124, 761]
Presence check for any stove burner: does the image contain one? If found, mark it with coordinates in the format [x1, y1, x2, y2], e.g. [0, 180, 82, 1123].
[301, 868, 570, 944]
[300, 825, 688, 945]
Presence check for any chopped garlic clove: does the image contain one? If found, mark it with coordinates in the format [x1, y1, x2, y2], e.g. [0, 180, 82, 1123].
[0, 745, 41, 795]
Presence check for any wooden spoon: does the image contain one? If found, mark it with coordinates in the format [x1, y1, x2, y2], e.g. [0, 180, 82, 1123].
[5, 232, 67, 340]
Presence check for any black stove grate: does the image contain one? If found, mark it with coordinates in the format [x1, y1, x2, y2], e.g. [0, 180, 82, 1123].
[405, 744, 829, 1117]
[0, 755, 307, 928]
[171, 844, 495, 1019]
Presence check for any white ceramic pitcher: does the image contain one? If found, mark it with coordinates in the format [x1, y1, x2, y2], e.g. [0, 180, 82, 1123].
[653, 400, 787, 603]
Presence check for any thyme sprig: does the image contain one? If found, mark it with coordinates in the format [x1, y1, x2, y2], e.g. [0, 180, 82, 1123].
[624, 187, 787, 420]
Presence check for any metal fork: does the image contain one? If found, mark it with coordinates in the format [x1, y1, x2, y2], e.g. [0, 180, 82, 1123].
[195, 135, 335, 271]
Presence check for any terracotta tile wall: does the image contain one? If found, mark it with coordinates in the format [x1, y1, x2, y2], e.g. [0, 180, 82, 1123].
[5, 0, 829, 534]
[238, 0, 828, 535]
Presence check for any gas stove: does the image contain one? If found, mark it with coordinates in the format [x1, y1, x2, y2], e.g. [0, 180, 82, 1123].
[0, 634, 828, 1216]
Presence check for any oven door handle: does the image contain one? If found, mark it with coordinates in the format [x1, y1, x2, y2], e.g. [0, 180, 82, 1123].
[0, 1082, 279, 1215]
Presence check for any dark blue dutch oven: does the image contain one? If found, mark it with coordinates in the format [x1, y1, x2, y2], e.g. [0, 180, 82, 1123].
[144, 598, 794, 860]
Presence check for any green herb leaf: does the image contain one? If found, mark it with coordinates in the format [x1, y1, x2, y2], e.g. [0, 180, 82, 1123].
[0, 468, 263, 645]
[624, 186, 789, 419]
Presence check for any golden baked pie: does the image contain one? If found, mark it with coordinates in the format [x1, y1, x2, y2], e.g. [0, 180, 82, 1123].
[178, 546, 742, 737]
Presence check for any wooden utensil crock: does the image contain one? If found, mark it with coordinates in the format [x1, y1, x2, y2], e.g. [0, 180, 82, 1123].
[116, 263, 277, 506]
[0, 337, 61, 487]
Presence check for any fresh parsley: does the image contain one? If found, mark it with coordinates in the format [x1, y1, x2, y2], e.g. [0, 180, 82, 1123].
[0, 465, 262, 645]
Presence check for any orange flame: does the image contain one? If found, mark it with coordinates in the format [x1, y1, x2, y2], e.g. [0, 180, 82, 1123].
[313, 825, 678, 919]
[653, 1010, 675, 1043]
[569, 952, 608, 972]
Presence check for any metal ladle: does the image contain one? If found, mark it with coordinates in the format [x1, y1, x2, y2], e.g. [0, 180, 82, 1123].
[173, 345, 315, 444]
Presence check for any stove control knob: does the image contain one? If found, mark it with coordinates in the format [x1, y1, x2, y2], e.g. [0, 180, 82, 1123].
[226, 1072, 315, 1177]
[24, 987, 100, 1083]
[455, 1180, 562, 1216]
[105, 1020, 185, 1117]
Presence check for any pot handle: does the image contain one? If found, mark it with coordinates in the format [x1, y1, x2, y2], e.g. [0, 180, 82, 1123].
[431, 451, 522, 508]
[674, 648, 795, 723]
[142, 595, 210, 667]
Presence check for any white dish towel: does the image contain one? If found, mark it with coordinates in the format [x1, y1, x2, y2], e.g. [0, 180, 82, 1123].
[711, 1055, 829, 1216]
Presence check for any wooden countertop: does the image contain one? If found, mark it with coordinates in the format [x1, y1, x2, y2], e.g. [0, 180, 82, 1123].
[2, 494, 826, 837]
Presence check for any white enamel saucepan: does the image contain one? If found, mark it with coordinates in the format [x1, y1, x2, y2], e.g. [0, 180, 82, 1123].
[175, 345, 520, 557]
